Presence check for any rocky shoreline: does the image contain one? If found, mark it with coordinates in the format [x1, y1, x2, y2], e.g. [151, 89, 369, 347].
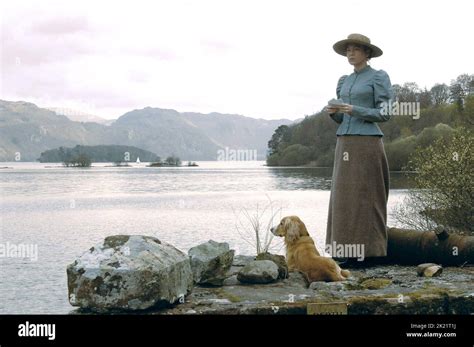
[156, 263, 474, 315]
[67, 235, 474, 315]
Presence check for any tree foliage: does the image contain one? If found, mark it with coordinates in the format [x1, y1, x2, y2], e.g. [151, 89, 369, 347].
[393, 127, 474, 233]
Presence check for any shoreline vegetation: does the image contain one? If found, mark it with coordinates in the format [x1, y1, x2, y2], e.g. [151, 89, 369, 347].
[148, 160, 198, 167]
[38, 144, 160, 167]
[36, 144, 199, 168]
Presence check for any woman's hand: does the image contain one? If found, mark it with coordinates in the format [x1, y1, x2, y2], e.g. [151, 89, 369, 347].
[325, 104, 353, 115]
[325, 106, 340, 114]
[338, 104, 353, 114]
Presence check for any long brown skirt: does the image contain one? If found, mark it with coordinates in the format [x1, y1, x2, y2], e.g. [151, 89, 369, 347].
[326, 135, 390, 257]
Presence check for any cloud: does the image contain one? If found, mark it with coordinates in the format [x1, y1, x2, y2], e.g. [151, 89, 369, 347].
[30, 16, 91, 35]
[1, 16, 94, 67]
[1, 0, 473, 120]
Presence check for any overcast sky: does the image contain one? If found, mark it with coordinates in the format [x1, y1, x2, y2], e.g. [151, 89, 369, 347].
[1, 0, 472, 120]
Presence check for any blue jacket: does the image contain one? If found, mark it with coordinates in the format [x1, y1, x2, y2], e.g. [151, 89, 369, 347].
[329, 65, 393, 136]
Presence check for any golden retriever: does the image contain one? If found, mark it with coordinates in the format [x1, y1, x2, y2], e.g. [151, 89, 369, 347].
[271, 216, 350, 282]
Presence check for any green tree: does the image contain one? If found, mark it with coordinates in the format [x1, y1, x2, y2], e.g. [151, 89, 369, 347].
[418, 87, 432, 108]
[165, 155, 181, 166]
[430, 83, 450, 106]
[464, 95, 474, 126]
[73, 154, 92, 167]
[450, 74, 474, 111]
[395, 127, 473, 233]
[384, 135, 417, 171]
[267, 125, 291, 156]
[278, 144, 312, 166]
[395, 82, 420, 102]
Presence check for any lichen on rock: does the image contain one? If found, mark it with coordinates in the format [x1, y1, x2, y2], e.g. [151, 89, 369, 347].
[67, 235, 193, 312]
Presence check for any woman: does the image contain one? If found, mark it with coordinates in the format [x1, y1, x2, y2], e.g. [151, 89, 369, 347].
[325, 33, 393, 265]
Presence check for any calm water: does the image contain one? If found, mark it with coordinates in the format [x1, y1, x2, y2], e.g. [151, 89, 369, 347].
[0, 161, 411, 314]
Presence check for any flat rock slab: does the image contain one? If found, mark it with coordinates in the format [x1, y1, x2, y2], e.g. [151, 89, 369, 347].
[152, 265, 474, 315]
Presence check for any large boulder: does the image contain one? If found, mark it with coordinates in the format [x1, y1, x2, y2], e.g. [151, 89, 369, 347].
[67, 235, 193, 312]
[237, 260, 279, 284]
[188, 240, 234, 286]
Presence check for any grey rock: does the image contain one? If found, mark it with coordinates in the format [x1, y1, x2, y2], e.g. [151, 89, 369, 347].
[237, 260, 279, 284]
[284, 271, 310, 288]
[223, 275, 239, 286]
[67, 235, 193, 311]
[232, 255, 255, 267]
[188, 240, 234, 286]
[225, 265, 243, 277]
[255, 252, 288, 279]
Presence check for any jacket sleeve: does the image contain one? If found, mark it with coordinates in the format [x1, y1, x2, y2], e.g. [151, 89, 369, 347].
[351, 70, 393, 122]
[329, 75, 347, 124]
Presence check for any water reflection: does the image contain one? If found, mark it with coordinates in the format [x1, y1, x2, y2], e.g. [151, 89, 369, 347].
[267, 167, 333, 190]
[267, 166, 416, 190]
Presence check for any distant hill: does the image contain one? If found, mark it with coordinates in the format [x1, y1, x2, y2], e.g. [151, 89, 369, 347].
[0, 100, 293, 161]
[112, 107, 221, 160]
[0, 100, 112, 161]
[38, 145, 160, 163]
[114, 107, 293, 160]
[180, 111, 293, 157]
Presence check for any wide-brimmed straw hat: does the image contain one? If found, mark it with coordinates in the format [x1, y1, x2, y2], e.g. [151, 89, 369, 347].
[333, 33, 383, 58]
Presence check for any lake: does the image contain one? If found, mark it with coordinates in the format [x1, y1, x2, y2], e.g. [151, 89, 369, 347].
[0, 161, 412, 314]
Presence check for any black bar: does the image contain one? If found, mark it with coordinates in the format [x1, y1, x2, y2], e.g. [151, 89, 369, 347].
[0, 314, 472, 346]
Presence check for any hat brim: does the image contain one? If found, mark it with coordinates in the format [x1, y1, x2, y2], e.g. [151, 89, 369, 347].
[333, 39, 383, 58]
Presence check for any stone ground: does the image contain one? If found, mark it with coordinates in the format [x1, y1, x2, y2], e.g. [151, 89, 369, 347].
[72, 256, 474, 315]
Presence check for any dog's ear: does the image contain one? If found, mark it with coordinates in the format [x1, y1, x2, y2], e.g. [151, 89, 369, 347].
[297, 219, 310, 236]
[285, 218, 300, 242]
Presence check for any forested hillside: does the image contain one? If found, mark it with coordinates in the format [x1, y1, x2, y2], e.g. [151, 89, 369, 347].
[267, 74, 473, 170]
